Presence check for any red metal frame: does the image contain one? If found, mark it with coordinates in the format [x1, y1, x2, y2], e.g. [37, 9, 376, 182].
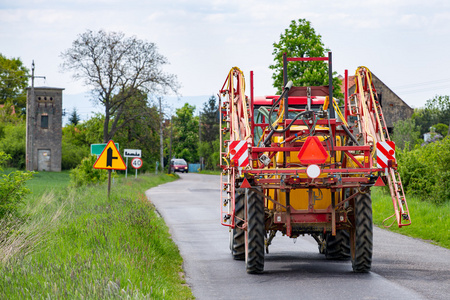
[219, 55, 411, 233]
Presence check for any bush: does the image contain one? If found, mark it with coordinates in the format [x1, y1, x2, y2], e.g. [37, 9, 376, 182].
[199, 139, 220, 170]
[392, 118, 421, 150]
[69, 155, 108, 188]
[0, 123, 26, 169]
[61, 139, 89, 170]
[0, 152, 33, 219]
[397, 136, 450, 204]
[432, 123, 449, 137]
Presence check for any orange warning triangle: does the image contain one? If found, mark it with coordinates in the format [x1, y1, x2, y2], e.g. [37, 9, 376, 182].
[93, 140, 127, 170]
[241, 178, 251, 188]
[297, 136, 329, 164]
[374, 176, 385, 187]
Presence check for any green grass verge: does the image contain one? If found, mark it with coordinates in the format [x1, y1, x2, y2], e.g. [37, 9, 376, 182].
[198, 170, 222, 175]
[372, 187, 450, 249]
[0, 172, 194, 299]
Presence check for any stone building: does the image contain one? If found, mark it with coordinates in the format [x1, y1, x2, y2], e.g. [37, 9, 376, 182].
[26, 86, 64, 172]
[342, 73, 414, 132]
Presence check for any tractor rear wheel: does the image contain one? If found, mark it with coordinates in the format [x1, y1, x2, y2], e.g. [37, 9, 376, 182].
[231, 190, 245, 260]
[245, 189, 265, 274]
[350, 193, 373, 272]
[325, 230, 350, 260]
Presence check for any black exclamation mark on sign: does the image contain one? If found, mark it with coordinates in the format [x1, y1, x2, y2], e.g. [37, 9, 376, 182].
[106, 147, 118, 167]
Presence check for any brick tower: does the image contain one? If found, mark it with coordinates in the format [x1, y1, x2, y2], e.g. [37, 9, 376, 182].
[26, 86, 64, 171]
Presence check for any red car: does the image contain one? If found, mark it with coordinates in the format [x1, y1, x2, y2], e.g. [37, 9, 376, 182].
[170, 159, 188, 173]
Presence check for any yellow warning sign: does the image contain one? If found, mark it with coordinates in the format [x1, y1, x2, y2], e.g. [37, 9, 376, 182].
[93, 140, 126, 170]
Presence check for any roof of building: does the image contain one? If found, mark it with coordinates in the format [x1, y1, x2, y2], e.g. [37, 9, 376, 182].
[340, 73, 412, 110]
[26, 86, 65, 90]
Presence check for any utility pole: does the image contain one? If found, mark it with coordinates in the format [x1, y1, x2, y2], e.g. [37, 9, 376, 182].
[25, 60, 45, 171]
[168, 115, 173, 174]
[199, 111, 202, 170]
[159, 97, 164, 173]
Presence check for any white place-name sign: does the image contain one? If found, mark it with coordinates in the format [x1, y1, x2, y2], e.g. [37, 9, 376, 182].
[124, 149, 142, 158]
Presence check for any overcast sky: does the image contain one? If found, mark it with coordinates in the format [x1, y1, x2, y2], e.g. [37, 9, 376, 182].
[1, 0, 450, 119]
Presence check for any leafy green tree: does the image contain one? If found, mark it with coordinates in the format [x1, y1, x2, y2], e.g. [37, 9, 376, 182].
[68, 107, 81, 126]
[0, 101, 23, 124]
[425, 95, 450, 125]
[172, 103, 198, 163]
[412, 108, 436, 137]
[61, 113, 106, 170]
[76, 113, 104, 145]
[413, 95, 450, 137]
[199, 95, 220, 169]
[200, 95, 219, 143]
[112, 90, 161, 172]
[0, 104, 26, 169]
[0, 121, 26, 169]
[0, 152, 33, 219]
[432, 123, 449, 137]
[0, 54, 29, 114]
[61, 125, 90, 170]
[392, 118, 421, 150]
[61, 30, 179, 143]
[199, 140, 220, 170]
[269, 19, 342, 97]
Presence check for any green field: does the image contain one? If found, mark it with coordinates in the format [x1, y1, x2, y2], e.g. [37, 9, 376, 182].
[25, 170, 71, 196]
[0, 171, 193, 299]
[372, 187, 449, 249]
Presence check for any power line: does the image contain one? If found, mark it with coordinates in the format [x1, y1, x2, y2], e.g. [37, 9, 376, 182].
[393, 78, 450, 90]
[397, 84, 450, 95]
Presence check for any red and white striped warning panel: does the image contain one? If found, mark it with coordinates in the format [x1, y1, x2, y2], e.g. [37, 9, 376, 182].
[229, 140, 249, 168]
[376, 141, 395, 169]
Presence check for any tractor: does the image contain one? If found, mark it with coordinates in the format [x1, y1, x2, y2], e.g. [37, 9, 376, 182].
[219, 53, 411, 274]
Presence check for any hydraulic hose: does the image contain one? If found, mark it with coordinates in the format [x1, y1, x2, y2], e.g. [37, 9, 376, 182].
[343, 123, 360, 145]
[264, 81, 293, 146]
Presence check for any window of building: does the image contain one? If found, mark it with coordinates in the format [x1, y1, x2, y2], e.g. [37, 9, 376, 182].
[41, 115, 49, 129]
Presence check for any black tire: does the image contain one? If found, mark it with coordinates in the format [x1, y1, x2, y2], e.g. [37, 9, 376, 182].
[350, 193, 373, 273]
[325, 230, 351, 260]
[245, 189, 265, 274]
[231, 190, 245, 260]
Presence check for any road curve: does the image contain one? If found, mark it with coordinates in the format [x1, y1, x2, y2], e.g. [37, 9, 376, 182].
[146, 173, 449, 300]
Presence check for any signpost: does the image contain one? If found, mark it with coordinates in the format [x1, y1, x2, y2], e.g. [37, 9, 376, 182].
[124, 149, 142, 178]
[93, 140, 126, 198]
[131, 157, 143, 178]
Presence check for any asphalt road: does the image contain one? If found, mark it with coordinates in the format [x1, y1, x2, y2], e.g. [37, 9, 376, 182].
[146, 173, 450, 300]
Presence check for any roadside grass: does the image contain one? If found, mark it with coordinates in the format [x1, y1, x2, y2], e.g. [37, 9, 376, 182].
[0, 173, 194, 299]
[26, 170, 71, 196]
[198, 170, 222, 175]
[372, 187, 450, 249]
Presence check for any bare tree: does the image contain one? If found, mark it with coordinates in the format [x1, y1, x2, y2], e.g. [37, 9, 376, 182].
[61, 29, 178, 142]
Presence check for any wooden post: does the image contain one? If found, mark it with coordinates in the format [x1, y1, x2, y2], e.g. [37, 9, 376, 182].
[108, 169, 112, 199]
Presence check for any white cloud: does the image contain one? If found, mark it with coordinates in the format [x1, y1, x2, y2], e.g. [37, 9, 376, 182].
[1, 0, 449, 109]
